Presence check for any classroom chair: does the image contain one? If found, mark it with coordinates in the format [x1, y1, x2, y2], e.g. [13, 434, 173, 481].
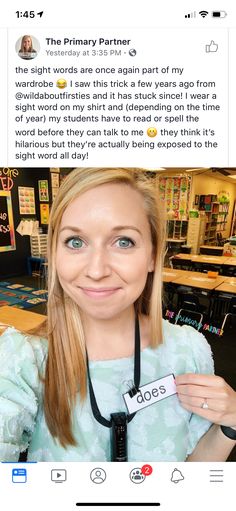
[221, 297, 236, 332]
[175, 309, 203, 331]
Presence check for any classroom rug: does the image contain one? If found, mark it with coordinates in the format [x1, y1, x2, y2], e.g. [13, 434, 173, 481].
[0, 282, 48, 309]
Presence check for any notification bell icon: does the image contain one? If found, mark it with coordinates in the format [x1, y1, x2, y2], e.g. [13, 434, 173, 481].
[171, 468, 184, 483]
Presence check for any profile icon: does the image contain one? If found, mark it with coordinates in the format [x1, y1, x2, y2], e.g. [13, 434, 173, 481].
[16, 35, 39, 60]
[90, 467, 106, 484]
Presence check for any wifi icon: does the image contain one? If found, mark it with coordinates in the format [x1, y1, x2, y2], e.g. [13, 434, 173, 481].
[199, 10, 209, 17]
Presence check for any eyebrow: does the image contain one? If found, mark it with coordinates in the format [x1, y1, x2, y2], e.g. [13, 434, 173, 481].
[59, 225, 142, 235]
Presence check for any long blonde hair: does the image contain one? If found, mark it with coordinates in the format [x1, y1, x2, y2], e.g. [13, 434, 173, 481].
[45, 168, 166, 446]
[20, 35, 34, 53]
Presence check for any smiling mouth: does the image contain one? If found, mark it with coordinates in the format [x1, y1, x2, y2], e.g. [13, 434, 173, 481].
[80, 287, 121, 298]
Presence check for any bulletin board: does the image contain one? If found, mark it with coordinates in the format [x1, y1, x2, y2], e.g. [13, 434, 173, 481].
[0, 191, 16, 252]
[158, 175, 192, 218]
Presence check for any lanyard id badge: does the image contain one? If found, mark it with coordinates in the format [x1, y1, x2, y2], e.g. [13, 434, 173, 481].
[123, 374, 177, 414]
[86, 315, 141, 462]
[86, 316, 177, 461]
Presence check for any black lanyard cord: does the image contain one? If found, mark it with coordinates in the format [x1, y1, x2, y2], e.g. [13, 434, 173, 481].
[86, 315, 141, 428]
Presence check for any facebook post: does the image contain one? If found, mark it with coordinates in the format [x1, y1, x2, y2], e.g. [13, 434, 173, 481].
[0, 3, 236, 511]
[8, 28, 228, 167]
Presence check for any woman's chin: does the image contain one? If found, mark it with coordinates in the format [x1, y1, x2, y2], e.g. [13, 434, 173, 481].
[80, 304, 134, 322]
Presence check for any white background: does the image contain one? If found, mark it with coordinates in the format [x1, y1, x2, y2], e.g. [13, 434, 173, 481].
[0, 461, 234, 511]
[0, 2, 236, 510]
[0, 2, 236, 166]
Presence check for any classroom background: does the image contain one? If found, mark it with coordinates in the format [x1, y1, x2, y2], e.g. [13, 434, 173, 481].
[0, 167, 236, 460]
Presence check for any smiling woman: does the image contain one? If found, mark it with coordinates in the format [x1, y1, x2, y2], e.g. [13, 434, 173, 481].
[55, 182, 155, 325]
[18, 35, 38, 60]
[1, 168, 236, 462]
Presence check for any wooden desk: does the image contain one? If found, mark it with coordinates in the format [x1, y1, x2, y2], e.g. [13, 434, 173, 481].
[200, 245, 224, 256]
[0, 306, 46, 333]
[172, 274, 225, 290]
[190, 255, 228, 264]
[171, 253, 193, 260]
[162, 268, 191, 282]
[166, 238, 187, 243]
[200, 245, 223, 252]
[221, 276, 236, 283]
[172, 253, 228, 264]
[215, 280, 236, 294]
[223, 258, 236, 266]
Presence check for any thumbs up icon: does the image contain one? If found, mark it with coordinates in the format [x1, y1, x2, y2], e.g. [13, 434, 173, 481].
[205, 40, 218, 52]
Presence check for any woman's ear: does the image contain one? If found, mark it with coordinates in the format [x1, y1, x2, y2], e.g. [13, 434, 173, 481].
[148, 253, 155, 272]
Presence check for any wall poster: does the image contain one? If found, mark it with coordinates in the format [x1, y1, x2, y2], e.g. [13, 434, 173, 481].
[18, 187, 36, 215]
[51, 172, 59, 188]
[158, 175, 192, 219]
[40, 203, 50, 224]
[0, 191, 16, 252]
[38, 180, 49, 202]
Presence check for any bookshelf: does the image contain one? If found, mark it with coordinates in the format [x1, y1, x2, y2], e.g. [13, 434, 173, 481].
[217, 203, 230, 232]
[200, 195, 219, 245]
[167, 219, 188, 240]
[199, 194, 229, 245]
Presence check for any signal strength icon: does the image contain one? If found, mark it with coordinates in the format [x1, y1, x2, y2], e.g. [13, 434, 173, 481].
[199, 10, 209, 18]
[185, 11, 196, 18]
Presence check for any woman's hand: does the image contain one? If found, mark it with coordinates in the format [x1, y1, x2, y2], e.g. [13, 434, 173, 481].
[175, 373, 236, 429]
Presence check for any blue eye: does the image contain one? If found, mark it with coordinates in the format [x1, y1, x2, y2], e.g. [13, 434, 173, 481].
[66, 237, 84, 249]
[116, 237, 135, 248]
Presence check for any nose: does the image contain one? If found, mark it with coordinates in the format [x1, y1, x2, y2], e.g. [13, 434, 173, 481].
[85, 248, 112, 280]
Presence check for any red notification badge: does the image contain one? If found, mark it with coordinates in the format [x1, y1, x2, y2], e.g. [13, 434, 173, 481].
[141, 464, 153, 476]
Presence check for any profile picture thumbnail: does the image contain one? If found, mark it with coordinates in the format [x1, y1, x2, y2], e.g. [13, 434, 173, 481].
[16, 35, 40, 60]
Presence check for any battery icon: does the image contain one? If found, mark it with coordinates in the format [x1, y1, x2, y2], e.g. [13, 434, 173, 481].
[212, 11, 227, 18]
